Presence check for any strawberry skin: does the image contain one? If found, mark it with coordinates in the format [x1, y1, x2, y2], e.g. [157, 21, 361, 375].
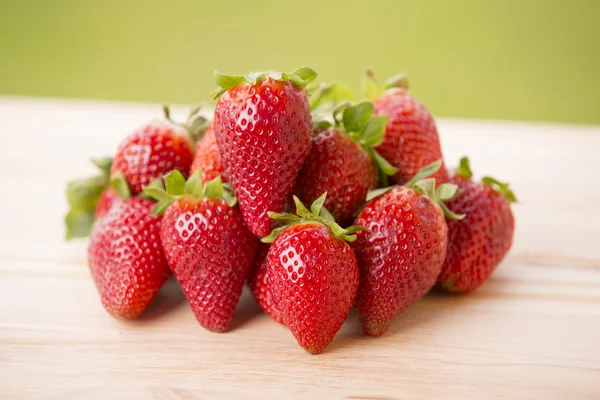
[268, 223, 359, 354]
[94, 187, 120, 219]
[111, 120, 194, 194]
[437, 175, 515, 293]
[87, 197, 170, 319]
[293, 128, 377, 225]
[247, 243, 285, 325]
[214, 77, 312, 237]
[353, 186, 448, 336]
[160, 197, 258, 332]
[189, 124, 227, 183]
[374, 91, 449, 185]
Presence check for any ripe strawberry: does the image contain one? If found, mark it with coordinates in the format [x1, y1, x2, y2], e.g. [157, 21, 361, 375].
[111, 106, 195, 195]
[186, 103, 226, 183]
[263, 194, 361, 354]
[145, 170, 258, 332]
[437, 157, 516, 293]
[293, 101, 397, 225]
[94, 187, 120, 219]
[246, 243, 285, 325]
[87, 184, 170, 319]
[353, 160, 463, 336]
[213, 67, 317, 237]
[189, 124, 227, 183]
[364, 71, 449, 185]
[65, 157, 114, 239]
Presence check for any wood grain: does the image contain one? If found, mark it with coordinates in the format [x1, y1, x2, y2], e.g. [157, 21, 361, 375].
[1, 98, 599, 400]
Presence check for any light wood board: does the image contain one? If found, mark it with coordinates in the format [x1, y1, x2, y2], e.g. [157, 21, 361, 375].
[1, 98, 599, 400]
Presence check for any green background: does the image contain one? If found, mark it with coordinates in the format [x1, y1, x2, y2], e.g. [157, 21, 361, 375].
[1, 0, 599, 124]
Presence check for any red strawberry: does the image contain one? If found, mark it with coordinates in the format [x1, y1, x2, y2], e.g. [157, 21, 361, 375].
[65, 157, 114, 239]
[189, 124, 227, 183]
[87, 190, 170, 319]
[263, 194, 361, 354]
[111, 106, 195, 195]
[437, 157, 516, 293]
[365, 71, 449, 185]
[353, 160, 463, 336]
[145, 170, 258, 332]
[94, 187, 120, 219]
[213, 68, 317, 237]
[246, 243, 285, 325]
[293, 101, 396, 225]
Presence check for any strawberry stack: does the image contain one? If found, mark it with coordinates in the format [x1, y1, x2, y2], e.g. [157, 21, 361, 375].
[65, 67, 516, 354]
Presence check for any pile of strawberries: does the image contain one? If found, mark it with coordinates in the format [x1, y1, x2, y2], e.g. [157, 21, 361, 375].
[65, 67, 516, 354]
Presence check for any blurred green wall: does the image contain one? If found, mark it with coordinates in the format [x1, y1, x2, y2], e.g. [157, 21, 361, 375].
[1, 0, 599, 124]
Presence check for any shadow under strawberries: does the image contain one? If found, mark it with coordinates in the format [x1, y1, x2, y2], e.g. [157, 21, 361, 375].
[383, 289, 475, 337]
[323, 280, 501, 355]
[137, 277, 187, 321]
[228, 289, 264, 331]
[134, 282, 264, 329]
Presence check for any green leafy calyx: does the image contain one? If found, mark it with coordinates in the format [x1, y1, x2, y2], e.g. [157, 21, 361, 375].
[364, 159, 465, 220]
[456, 157, 517, 203]
[385, 73, 409, 91]
[363, 70, 409, 100]
[161, 104, 210, 147]
[456, 156, 473, 179]
[110, 172, 132, 200]
[365, 186, 394, 202]
[212, 66, 317, 99]
[91, 157, 113, 177]
[261, 193, 365, 244]
[64, 157, 113, 240]
[310, 82, 357, 111]
[403, 160, 465, 220]
[482, 176, 517, 203]
[363, 69, 382, 101]
[340, 102, 389, 151]
[143, 169, 237, 215]
[309, 82, 358, 131]
[186, 103, 214, 143]
[314, 100, 397, 183]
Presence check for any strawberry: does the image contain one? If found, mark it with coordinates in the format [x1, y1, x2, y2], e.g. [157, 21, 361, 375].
[353, 160, 464, 336]
[246, 243, 285, 325]
[144, 170, 258, 332]
[111, 106, 195, 195]
[213, 67, 317, 237]
[87, 178, 170, 319]
[293, 101, 397, 225]
[437, 157, 516, 293]
[186, 103, 226, 183]
[189, 124, 227, 183]
[94, 187, 120, 219]
[364, 71, 449, 185]
[65, 157, 114, 239]
[262, 194, 361, 354]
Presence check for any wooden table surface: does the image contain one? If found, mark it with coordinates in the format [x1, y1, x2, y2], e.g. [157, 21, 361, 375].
[1, 97, 599, 400]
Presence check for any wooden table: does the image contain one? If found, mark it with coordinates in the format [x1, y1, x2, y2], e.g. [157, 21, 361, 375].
[1, 98, 599, 399]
